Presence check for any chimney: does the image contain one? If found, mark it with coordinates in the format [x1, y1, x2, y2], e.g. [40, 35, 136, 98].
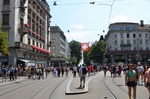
[140, 20, 144, 27]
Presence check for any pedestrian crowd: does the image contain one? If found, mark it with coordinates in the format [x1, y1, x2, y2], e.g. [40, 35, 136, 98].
[0, 63, 150, 99]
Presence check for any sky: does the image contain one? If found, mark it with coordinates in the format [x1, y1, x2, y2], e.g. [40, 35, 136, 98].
[47, 0, 150, 43]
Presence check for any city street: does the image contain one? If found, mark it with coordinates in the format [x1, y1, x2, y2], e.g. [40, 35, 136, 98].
[0, 71, 149, 99]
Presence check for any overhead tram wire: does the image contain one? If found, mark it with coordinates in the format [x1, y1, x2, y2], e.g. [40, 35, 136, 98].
[52, 1, 112, 6]
[97, 0, 115, 26]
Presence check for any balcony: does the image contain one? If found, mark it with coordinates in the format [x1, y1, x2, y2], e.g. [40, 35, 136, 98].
[15, 42, 32, 50]
[18, 24, 29, 36]
[120, 43, 131, 47]
[47, 41, 52, 47]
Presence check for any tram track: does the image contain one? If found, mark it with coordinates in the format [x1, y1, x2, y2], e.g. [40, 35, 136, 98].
[112, 78, 139, 99]
[0, 80, 39, 96]
[28, 75, 72, 99]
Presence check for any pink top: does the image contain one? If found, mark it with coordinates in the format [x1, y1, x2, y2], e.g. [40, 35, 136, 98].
[145, 70, 150, 82]
[145, 71, 150, 78]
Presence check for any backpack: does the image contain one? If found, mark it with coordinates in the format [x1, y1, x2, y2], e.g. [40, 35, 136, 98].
[82, 67, 87, 75]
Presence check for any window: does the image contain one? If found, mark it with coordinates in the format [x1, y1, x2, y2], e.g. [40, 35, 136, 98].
[145, 39, 149, 45]
[145, 34, 148, 38]
[28, 38, 30, 45]
[51, 45, 56, 50]
[2, 14, 9, 25]
[36, 42, 38, 46]
[126, 27, 130, 30]
[133, 39, 136, 45]
[114, 34, 117, 38]
[119, 27, 124, 30]
[127, 40, 130, 44]
[3, 0, 10, 5]
[121, 40, 124, 44]
[139, 39, 142, 45]
[146, 47, 149, 50]
[133, 34, 136, 38]
[120, 34, 123, 38]
[127, 34, 130, 38]
[114, 40, 117, 45]
[139, 34, 142, 38]
[32, 40, 35, 45]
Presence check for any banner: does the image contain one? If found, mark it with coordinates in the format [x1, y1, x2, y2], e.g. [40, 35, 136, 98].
[81, 43, 89, 52]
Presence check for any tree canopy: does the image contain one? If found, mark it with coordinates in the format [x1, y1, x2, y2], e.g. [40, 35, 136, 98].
[84, 41, 106, 65]
[69, 40, 82, 65]
[0, 31, 9, 55]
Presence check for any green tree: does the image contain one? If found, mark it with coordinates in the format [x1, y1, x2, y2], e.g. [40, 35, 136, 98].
[70, 56, 77, 64]
[0, 31, 9, 55]
[85, 41, 106, 65]
[69, 40, 82, 65]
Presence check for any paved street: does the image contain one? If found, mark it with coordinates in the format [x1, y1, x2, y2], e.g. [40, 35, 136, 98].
[0, 71, 149, 99]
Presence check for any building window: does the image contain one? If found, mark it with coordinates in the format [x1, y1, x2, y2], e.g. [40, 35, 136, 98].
[133, 34, 136, 38]
[145, 34, 148, 38]
[119, 27, 124, 30]
[51, 45, 56, 50]
[140, 47, 143, 50]
[3, 0, 10, 5]
[145, 39, 149, 45]
[2, 14, 9, 25]
[114, 40, 117, 45]
[32, 40, 35, 45]
[36, 42, 38, 46]
[139, 34, 142, 38]
[127, 34, 130, 38]
[114, 34, 117, 38]
[139, 39, 142, 45]
[121, 40, 124, 44]
[28, 38, 30, 45]
[120, 34, 123, 38]
[133, 47, 136, 50]
[133, 39, 136, 45]
[146, 47, 149, 50]
[115, 48, 118, 50]
[127, 40, 130, 44]
[126, 27, 130, 30]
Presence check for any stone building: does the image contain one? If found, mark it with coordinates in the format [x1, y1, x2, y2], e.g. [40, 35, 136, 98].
[0, 0, 51, 68]
[105, 20, 150, 65]
[50, 26, 70, 66]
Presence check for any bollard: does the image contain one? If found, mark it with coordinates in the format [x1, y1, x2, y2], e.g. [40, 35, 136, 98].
[104, 96, 107, 99]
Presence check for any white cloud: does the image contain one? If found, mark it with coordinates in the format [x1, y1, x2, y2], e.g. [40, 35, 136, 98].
[73, 24, 84, 29]
[65, 30, 101, 43]
[110, 15, 129, 23]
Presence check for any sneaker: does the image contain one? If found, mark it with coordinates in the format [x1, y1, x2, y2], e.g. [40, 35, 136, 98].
[79, 85, 82, 88]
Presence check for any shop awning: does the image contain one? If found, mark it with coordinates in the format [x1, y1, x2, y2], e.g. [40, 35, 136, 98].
[19, 59, 30, 63]
[31, 45, 50, 54]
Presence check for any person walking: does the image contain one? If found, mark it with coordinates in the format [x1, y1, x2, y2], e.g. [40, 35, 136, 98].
[125, 64, 138, 99]
[72, 65, 77, 77]
[144, 66, 150, 99]
[79, 64, 87, 88]
[1, 66, 7, 82]
[137, 64, 145, 85]
[9, 66, 15, 81]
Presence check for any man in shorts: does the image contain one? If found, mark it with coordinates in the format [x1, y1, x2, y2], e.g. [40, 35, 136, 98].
[79, 64, 87, 88]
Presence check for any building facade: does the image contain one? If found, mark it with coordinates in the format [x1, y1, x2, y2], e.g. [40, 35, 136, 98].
[50, 26, 70, 66]
[0, 0, 51, 68]
[105, 21, 150, 65]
